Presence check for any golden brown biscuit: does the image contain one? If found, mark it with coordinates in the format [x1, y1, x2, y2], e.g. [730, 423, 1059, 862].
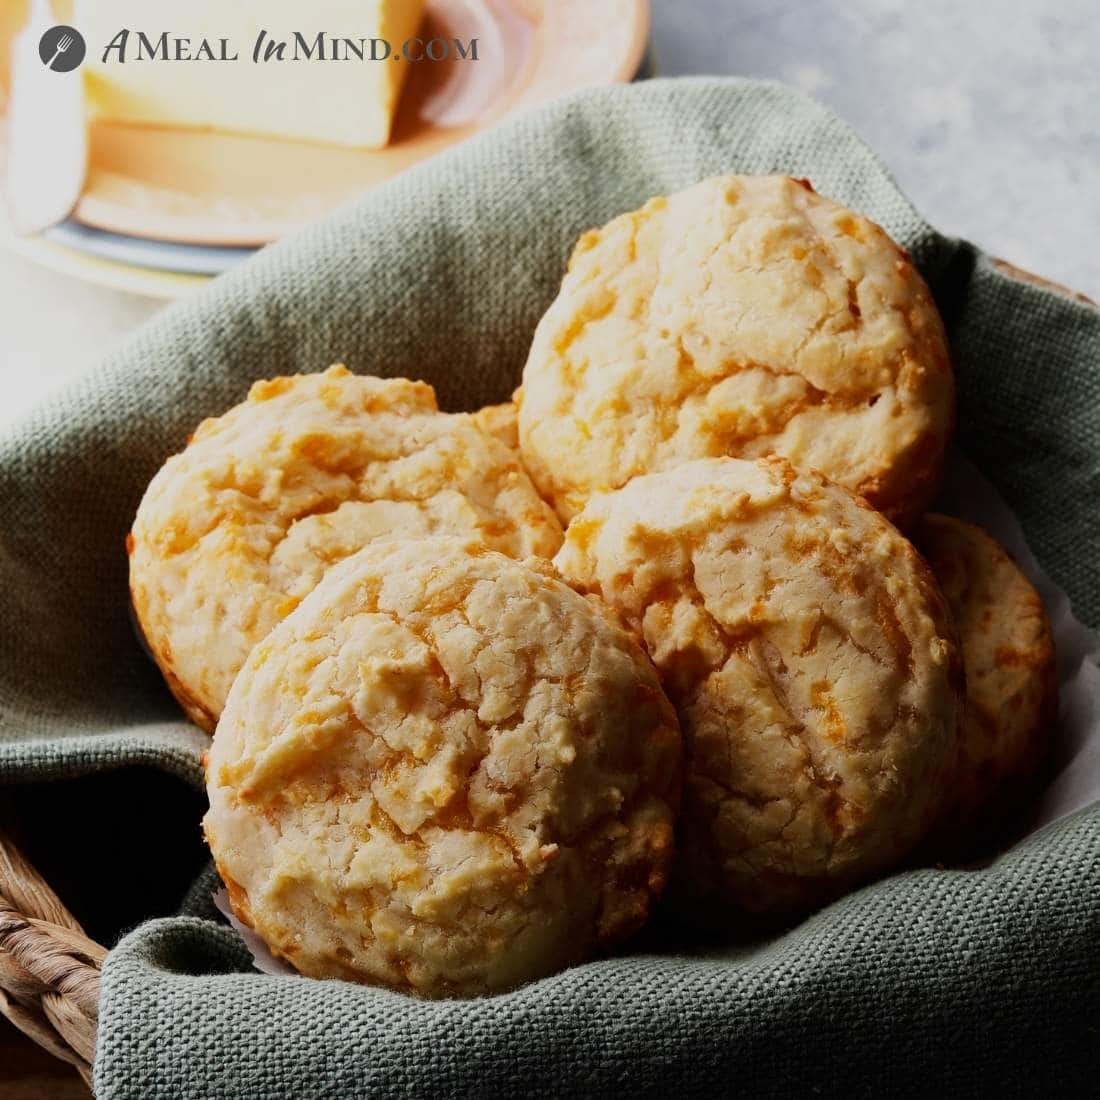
[554, 457, 962, 918]
[519, 175, 954, 526]
[472, 401, 519, 451]
[130, 366, 563, 732]
[204, 537, 681, 997]
[915, 514, 1057, 824]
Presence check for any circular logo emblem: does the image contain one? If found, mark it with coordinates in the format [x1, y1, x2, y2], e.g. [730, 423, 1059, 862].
[39, 25, 86, 72]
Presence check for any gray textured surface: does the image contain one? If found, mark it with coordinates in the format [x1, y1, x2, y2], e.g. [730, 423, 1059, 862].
[652, 0, 1100, 301]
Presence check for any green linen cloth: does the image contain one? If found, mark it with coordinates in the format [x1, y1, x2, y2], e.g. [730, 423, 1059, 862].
[0, 77, 1097, 1097]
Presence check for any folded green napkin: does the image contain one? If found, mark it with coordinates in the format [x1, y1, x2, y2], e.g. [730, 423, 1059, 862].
[1, 77, 1098, 1097]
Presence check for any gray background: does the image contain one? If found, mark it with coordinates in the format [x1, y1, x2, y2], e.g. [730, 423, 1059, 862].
[651, 0, 1098, 298]
[1, 0, 1097, 426]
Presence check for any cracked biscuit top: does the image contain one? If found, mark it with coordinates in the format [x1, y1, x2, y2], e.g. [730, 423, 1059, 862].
[518, 175, 954, 527]
[129, 366, 563, 732]
[915, 514, 1057, 826]
[203, 537, 681, 997]
[554, 457, 961, 918]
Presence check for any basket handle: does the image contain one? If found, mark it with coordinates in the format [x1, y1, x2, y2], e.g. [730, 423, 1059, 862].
[0, 831, 105, 1091]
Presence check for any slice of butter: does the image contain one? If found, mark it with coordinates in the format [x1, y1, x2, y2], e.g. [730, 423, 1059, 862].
[74, 0, 427, 148]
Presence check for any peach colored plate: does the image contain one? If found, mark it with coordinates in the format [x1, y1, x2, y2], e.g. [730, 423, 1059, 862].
[3, 0, 649, 248]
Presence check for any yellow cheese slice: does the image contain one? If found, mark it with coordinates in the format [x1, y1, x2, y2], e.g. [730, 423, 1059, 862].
[75, 0, 427, 148]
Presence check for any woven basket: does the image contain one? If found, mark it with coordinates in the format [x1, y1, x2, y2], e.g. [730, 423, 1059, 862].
[0, 262, 1092, 1095]
[0, 830, 103, 1090]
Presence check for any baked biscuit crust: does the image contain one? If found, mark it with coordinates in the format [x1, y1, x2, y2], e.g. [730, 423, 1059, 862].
[204, 537, 681, 996]
[519, 175, 954, 526]
[129, 366, 563, 732]
[915, 514, 1057, 824]
[554, 456, 962, 917]
[471, 401, 519, 451]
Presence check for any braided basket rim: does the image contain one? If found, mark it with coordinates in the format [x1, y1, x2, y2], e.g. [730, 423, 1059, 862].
[0, 829, 105, 1091]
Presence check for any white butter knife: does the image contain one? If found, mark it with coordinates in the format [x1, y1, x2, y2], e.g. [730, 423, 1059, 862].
[3, 0, 88, 235]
